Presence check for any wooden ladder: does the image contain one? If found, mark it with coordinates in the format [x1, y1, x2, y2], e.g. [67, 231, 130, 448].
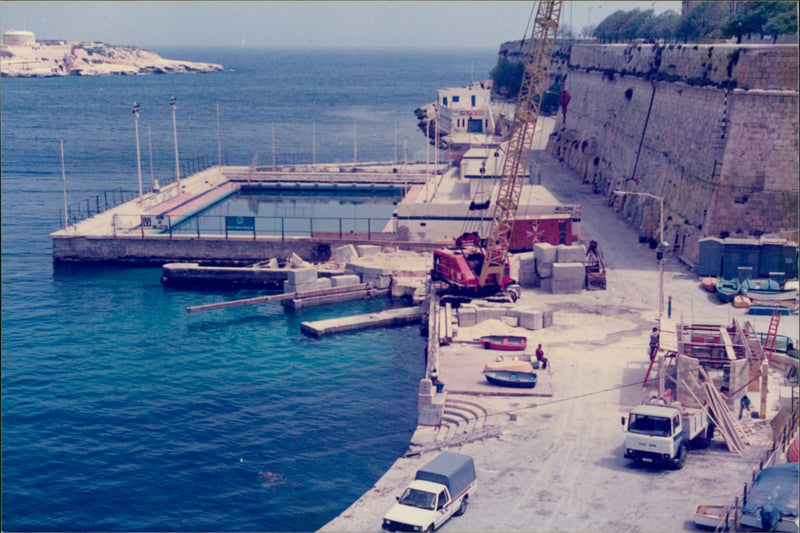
[762, 311, 781, 363]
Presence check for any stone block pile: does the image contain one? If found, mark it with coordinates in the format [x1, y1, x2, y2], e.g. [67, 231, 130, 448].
[456, 300, 554, 333]
[286, 244, 428, 303]
[516, 243, 588, 294]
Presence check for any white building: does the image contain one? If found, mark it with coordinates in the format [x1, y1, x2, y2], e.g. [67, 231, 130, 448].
[2, 30, 35, 46]
[436, 82, 495, 136]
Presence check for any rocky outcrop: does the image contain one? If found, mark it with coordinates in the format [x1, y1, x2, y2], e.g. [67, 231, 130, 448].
[0, 40, 223, 77]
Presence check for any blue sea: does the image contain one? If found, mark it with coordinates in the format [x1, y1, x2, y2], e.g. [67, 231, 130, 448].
[0, 47, 497, 531]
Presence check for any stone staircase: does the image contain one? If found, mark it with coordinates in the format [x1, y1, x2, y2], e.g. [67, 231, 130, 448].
[406, 395, 502, 456]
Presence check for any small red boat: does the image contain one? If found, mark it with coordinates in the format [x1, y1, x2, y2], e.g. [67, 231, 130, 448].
[477, 335, 527, 351]
[701, 277, 717, 292]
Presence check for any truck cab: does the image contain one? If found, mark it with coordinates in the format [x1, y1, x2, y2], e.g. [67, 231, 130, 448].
[622, 401, 713, 470]
[382, 452, 476, 532]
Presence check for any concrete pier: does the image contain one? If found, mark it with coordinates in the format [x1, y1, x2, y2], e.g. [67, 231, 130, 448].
[299, 306, 423, 337]
[51, 163, 436, 264]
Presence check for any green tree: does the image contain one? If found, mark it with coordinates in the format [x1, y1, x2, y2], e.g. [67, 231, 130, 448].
[676, 2, 731, 42]
[619, 9, 655, 41]
[594, 10, 630, 43]
[724, 1, 798, 43]
[652, 11, 681, 42]
[490, 57, 524, 97]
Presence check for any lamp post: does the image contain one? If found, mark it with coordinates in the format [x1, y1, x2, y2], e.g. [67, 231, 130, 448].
[613, 190, 666, 316]
[588, 5, 602, 38]
[170, 97, 181, 194]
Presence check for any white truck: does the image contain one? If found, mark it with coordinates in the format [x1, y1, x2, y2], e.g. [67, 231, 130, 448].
[382, 452, 476, 532]
[622, 398, 715, 469]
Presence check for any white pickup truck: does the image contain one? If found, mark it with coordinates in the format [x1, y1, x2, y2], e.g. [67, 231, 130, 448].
[382, 452, 477, 532]
[622, 398, 715, 469]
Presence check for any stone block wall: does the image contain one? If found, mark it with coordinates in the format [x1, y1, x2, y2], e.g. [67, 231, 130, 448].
[546, 43, 798, 265]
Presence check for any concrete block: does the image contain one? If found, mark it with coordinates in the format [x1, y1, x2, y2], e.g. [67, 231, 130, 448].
[283, 277, 332, 293]
[259, 258, 279, 269]
[551, 279, 583, 294]
[552, 262, 585, 281]
[330, 274, 361, 287]
[333, 244, 358, 263]
[517, 251, 536, 271]
[556, 244, 587, 264]
[344, 262, 363, 275]
[540, 277, 553, 293]
[534, 243, 557, 263]
[476, 307, 506, 323]
[501, 315, 519, 327]
[537, 260, 553, 278]
[360, 264, 394, 276]
[355, 244, 382, 257]
[542, 309, 554, 328]
[363, 273, 392, 289]
[289, 252, 311, 268]
[287, 267, 318, 285]
[519, 310, 543, 330]
[457, 306, 477, 328]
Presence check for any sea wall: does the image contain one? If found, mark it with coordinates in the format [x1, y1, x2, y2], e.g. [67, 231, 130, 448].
[545, 43, 798, 265]
[51, 235, 441, 265]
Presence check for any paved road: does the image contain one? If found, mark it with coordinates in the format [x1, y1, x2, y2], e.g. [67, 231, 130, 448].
[321, 147, 797, 533]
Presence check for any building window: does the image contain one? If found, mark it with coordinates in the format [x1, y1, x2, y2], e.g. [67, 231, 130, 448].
[471, 95, 476, 107]
[452, 95, 460, 103]
[442, 96, 448, 106]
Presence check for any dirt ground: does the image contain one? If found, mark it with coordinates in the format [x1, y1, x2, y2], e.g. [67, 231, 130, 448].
[320, 140, 798, 533]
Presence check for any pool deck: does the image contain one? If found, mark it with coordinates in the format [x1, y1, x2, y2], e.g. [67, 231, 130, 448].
[50, 162, 439, 263]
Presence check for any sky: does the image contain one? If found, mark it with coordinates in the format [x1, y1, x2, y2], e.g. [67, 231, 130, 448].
[0, 1, 682, 49]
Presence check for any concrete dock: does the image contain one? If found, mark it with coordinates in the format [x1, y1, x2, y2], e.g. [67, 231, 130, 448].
[319, 149, 799, 533]
[50, 163, 438, 264]
[300, 306, 423, 337]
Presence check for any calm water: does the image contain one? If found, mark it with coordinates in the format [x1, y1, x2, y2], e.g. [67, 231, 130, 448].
[174, 186, 405, 237]
[1, 47, 497, 531]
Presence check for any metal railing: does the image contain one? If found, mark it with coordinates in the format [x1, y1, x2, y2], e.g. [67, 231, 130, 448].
[111, 213, 396, 241]
[59, 188, 138, 229]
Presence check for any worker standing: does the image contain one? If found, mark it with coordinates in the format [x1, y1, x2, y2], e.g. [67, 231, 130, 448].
[649, 327, 660, 362]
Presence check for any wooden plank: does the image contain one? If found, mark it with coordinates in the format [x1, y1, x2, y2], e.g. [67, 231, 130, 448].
[698, 366, 750, 446]
[719, 327, 738, 361]
[187, 283, 372, 313]
[283, 288, 389, 310]
[681, 378, 740, 454]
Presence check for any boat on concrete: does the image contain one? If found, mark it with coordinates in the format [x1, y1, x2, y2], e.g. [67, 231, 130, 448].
[692, 503, 740, 529]
[715, 278, 740, 303]
[701, 277, 717, 292]
[478, 335, 527, 351]
[482, 360, 537, 388]
[739, 462, 799, 532]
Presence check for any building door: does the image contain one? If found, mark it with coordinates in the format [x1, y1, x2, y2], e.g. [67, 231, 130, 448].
[467, 118, 483, 133]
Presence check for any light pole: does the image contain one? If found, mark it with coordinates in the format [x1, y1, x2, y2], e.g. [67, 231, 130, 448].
[588, 5, 602, 38]
[170, 97, 181, 194]
[133, 102, 143, 206]
[613, 190, 666, 316]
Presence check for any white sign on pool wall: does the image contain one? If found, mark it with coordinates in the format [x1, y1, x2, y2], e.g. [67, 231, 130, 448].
[140, 215, 170, 231]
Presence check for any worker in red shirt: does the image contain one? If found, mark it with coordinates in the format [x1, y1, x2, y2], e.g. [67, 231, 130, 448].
[535, 344, 548, 370]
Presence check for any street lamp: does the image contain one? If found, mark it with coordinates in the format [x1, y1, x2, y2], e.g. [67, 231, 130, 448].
[613, 190, 667, 317]
[588, 5, 602, 38]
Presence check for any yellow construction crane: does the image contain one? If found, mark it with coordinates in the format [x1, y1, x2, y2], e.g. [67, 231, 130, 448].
[432, 0, 562, 296]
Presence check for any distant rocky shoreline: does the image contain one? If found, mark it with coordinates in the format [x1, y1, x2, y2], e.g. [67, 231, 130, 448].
[0, 38, 223, 78]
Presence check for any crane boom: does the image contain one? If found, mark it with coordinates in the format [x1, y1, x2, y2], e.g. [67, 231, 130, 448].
[478, 0, 562, 286]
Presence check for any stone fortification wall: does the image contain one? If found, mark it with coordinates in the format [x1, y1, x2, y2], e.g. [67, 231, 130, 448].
[546, 43, 798, 265]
